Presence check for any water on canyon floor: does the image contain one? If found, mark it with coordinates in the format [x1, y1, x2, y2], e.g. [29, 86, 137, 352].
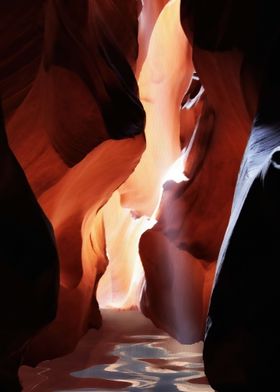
[20, 310, 213, 392]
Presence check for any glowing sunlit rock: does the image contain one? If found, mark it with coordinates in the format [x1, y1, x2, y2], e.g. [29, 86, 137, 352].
[119, 0, 193, 217]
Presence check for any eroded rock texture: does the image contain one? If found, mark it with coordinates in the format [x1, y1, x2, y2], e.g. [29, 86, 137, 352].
[2, 0, 279, 390]
[139, 0, 253, 345]
[42, 0, 145, 166]
[0, 1, 44, 117]
[180, 0, 280, 390]
[1, 0, 145, 386]
[21, 0, 145, 364]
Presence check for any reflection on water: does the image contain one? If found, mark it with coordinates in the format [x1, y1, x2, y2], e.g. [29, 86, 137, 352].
[20, 310, 213, 392]
[71, 336, 207, 391]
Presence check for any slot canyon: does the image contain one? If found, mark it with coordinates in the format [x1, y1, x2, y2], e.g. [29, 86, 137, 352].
[0, 0, 279, 391]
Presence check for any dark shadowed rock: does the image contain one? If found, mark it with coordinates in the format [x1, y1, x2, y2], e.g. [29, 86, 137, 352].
[204, 139, 280, 390]
[180, 0, 280, 389]
[43, 0, 145, 165]
[0, 105, 59, 390]
[0, 1, 44, 116]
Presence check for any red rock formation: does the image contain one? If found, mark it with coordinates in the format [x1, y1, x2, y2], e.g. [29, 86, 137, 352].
[1, 0, 146, 382]
[0, 1, 44, 116]
[181, 0, 280, 390]
[41, 0, 144, 166]
[139, 0, 254, 344]
[3, 1, 278, 391]
[0, 104, 59, 391]
[97, 0, 194, 312]
[23, 135, 145, 364]
[120, 0, 193, 216]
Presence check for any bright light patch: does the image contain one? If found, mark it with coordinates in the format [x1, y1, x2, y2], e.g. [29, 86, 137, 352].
[162, 150, 189, 185]
[96, 148, 191, 310]
[96, 193, 157, 310]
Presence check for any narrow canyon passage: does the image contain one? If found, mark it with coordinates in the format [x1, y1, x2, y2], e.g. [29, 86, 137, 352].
[20, 310, 214, 392]
[2, 0, 279, 390]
